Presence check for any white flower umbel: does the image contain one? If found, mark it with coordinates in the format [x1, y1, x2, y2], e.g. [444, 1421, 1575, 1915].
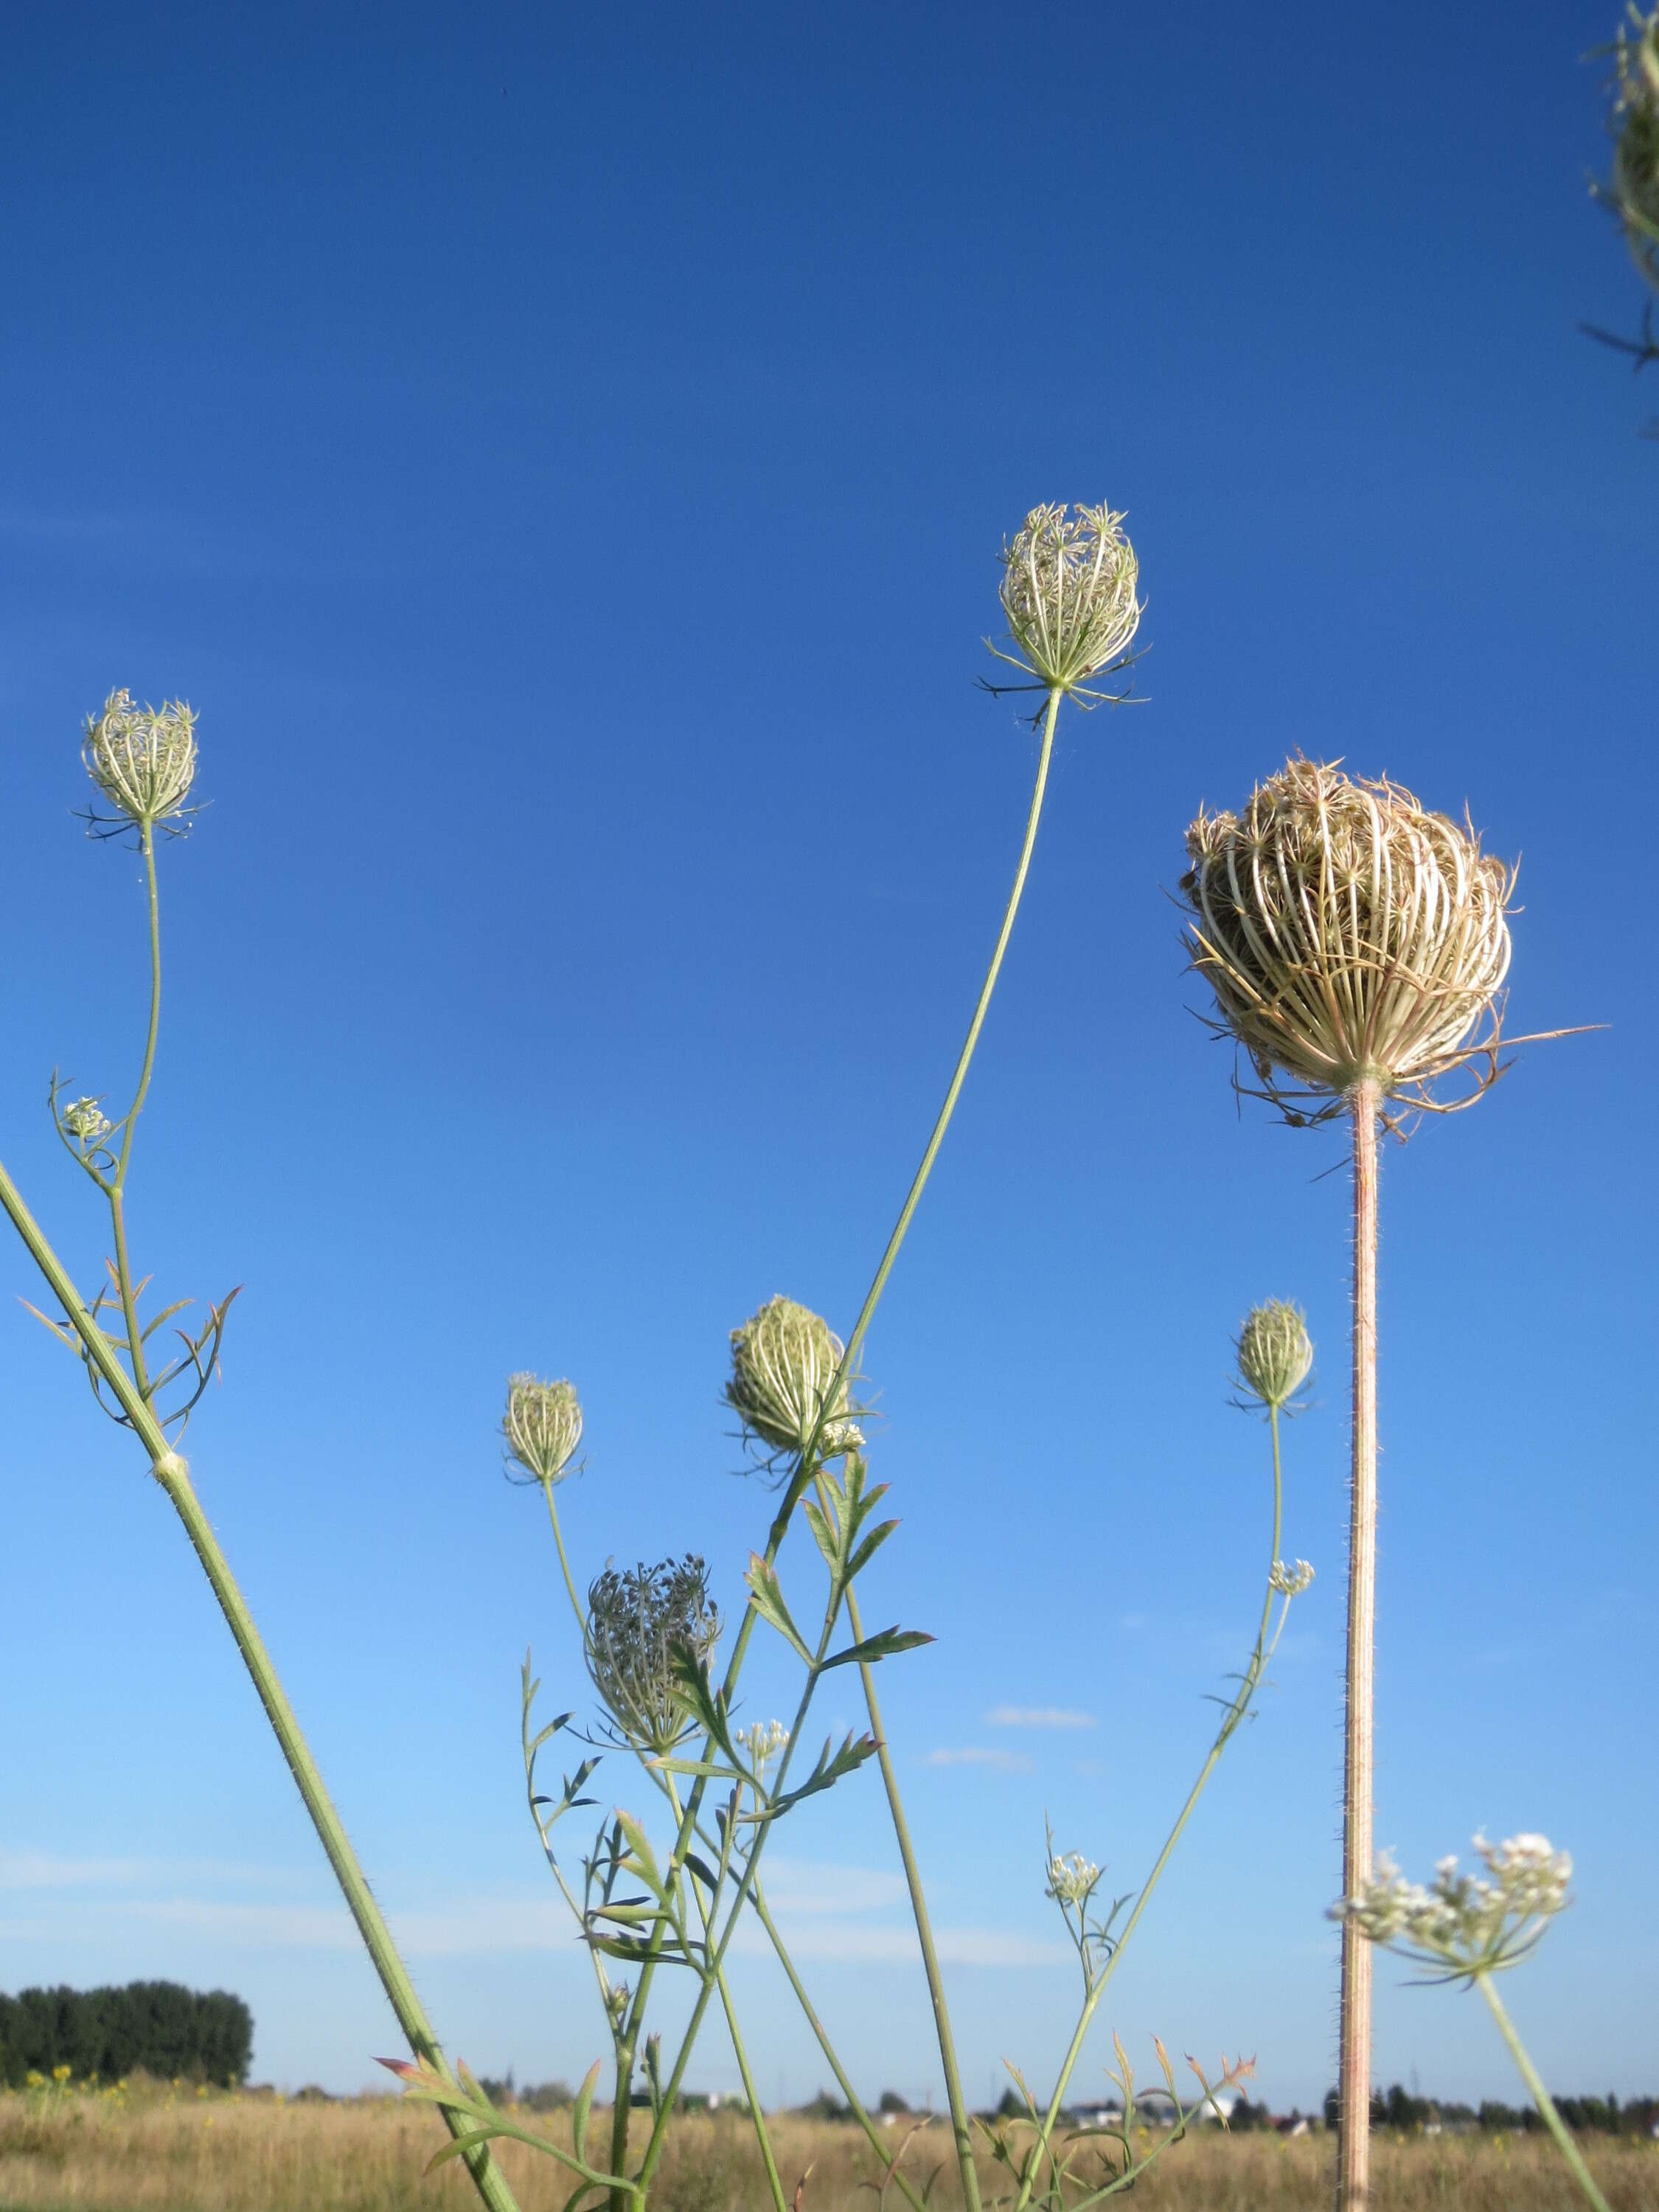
[1268, 1558, 1315, 1597]
[735, 1719, 790, 1783]
[1337, 1832, 1572, 1980]
[1336, 1834, 1610, 2212]
[1044, 1851, 1101, 1909]
[1612, 5, 1659, 285]
[988, 503, 1143, 704]
[82, 689, 199, 836]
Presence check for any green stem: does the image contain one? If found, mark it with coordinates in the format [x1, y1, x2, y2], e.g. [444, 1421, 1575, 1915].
[662, 1779, 787, 2212]
[544, 1483, 586, 1637]
[845, 1582, 980, 2212]
[744, 1879, 930, 2212]
[607, 2056, 632, 2212]
[619, 684, 1062, 2127]
[1009, 1408, 1285, 2212]
[105, 824, 164, 1394]
[827, 684, 1061, 1423]
[1475, 1975, 1613, 2212]
[0, 1163, 523, 2212]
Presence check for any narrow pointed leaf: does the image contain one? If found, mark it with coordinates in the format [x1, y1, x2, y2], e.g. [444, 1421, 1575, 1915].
[571, 2059, 601, 2163]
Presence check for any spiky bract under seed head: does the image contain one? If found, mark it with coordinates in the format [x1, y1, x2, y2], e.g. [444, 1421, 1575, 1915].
[1181, 759, 1515, 1123]
[584, 1555, 721, 1753]
[1236, 1300, 1314, 1411]
[503, 1373, 583, 1487]
[996, 503, 1143, 696]
[726, 1294, 863, 1470]
[82, 689, 198, 832]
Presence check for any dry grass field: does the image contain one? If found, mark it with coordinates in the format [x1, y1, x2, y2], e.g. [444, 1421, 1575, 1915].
[1, 2084, 1657, 2212]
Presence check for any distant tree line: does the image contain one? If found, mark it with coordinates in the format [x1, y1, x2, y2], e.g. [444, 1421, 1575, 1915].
[0, 1982, 251, 2087]
[1315, 2084, 1659, 2137]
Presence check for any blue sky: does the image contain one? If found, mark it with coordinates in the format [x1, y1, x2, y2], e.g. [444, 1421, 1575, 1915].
[1, 0, 1654, 2118]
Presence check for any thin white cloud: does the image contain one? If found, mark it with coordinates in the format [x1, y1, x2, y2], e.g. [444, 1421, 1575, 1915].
[984, 1705, 1097, 1732]
[0, 1852, 1060, 1966]
[922, 1747, 1034, 1773]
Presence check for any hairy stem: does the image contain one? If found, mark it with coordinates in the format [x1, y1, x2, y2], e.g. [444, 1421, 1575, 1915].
[1474, 1975, 1612, 2212]
[107, 824, 165, 1392]
[1338, 1082, 1380, 2211]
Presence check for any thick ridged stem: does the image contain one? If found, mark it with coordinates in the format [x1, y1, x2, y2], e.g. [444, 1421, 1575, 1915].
[1337, 1081, 1380, 2211]
[0, 1163, 522, 2212]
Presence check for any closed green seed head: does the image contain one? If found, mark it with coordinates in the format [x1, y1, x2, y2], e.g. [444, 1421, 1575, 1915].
[503, 1373, 583, 1486]
[83, 689, 198, 831]
[1236, 1300, 1314, 1411]
[726, 1294, 863, 1467]
[995, 502, 1143, 698]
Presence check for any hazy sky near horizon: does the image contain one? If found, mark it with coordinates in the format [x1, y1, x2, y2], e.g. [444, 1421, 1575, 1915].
[1, 0, 1655, 2115]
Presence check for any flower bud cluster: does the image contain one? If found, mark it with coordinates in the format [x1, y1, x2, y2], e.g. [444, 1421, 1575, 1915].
[726, 1295, 863, 1470]
[60, 1096, 114, 1149]
[1235, 1301, 1314, 1411]
[82, 689, 198, 832]
[736, 1718, 790, 1778]
[1336, 1832, 1572, 1978]
[1044, 1851, 1101, 1908]
[585, 1555, 721, 1753]
[1269, 1558, 1315, 1597]
[996, 504, 1142, 696]
[503, 1374, 583, 1487]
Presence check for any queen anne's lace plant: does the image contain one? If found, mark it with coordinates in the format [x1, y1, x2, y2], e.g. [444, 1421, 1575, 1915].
[1269, 1558, 1315, 1597]
[988, 503, 1144, 703]
[725, 1294, 863, 1470]
[503, 1374, 583, 1487]
[1234, 1299, 1313, 1411]
[1338, 1832, 1573, 1981]
[1182, 759, 1518, 1125]
[81, 689, 199, 836]
[584, 1556, 721, 1753]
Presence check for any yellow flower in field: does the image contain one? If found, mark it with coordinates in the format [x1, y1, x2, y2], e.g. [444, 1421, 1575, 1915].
[25, 2070, 44, 2088]
[52, 2064, 72, 2084]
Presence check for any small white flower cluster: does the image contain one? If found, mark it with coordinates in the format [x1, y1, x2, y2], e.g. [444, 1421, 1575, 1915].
[1337, 1832, 1572, 1978]
[1269, 1558, 1315, 1597]
[1045, 1851, 1101, 1908]
[60, 1096, 114, 1148]
[736, 1719, 790, 1778]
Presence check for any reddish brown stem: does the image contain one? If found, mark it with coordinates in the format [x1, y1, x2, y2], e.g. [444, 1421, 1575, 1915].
[1338, 1080, 1380, 2208]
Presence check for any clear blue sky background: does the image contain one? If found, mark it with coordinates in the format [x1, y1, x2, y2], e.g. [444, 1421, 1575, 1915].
[1, 0, 1654, 2118]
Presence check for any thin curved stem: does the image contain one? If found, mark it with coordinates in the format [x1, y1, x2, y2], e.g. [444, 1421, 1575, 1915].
[616, 687, 1064, 2156]
[1009, 1412, 1284, 2212]
[1475, 1974, 1612, 2212]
